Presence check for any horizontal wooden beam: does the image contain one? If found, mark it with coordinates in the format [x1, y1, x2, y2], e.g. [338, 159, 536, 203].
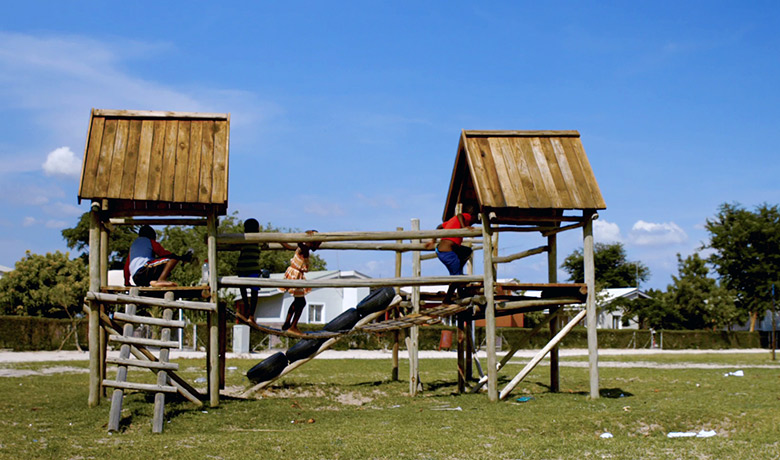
[108, 335, 179, 349]
[113, 312, 186, 328]
[541, 221, 586, 237]
[108, 217, 208, 226]
[93, 109, 229, 120]
[494, 245, 548, 264]
[463, 130, 580, 138]
[219, 275, 484, 289]
[106, 357, 179, 371]
[87, 291, 216, 312]
[103, 379, 178, 393]
[218, 228, 483, 245]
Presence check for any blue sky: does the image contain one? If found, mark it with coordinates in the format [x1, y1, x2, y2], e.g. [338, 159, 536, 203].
[1, 1, 778, 289]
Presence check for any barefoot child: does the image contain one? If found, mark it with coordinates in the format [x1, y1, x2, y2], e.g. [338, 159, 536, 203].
[236, 218, 264, 321]
[279, 231, 321, 334]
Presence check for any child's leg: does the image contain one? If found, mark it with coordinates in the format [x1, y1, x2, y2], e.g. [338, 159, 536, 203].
[286, 297, 307, 333]
[239, 288, 250, 317]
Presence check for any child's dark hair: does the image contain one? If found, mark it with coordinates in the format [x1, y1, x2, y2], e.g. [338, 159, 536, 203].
[244, 218, 260, 233]
[139, 225, 156, 240]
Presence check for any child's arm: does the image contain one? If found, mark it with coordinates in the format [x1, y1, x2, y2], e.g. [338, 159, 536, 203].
[279, 242, 297, 251]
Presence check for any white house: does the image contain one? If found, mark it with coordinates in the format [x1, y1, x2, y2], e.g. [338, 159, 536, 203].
[227, 270, 373, 327]
[0, 264, 11, 280]
[594, 287, 651, 329]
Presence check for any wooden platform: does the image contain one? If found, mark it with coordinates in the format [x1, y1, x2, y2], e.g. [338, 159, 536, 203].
[100, 285, 210, 299]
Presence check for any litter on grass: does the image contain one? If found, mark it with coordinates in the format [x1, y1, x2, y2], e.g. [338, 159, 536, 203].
[667, 430, 717, 438]
[724, 370, 744, 377]
[600, 432, 613, 439]
[516, 396, 534, 403]
[431, 406, 462, 411]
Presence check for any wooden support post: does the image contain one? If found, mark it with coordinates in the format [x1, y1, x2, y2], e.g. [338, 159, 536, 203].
[410, 219, 421, 396]
[548, 233, 559, 393]
[584, 212, 599, 399]
[457, 317, 466, 393]
[465, 251, 474, 381]
[99, 200, 109, 397]
[207, 212, 220, 407]
[392, 227, 402, 381]
[88, 201, 101, 407]
[152, 292, 174, 433]
[481, 213, 498, 402]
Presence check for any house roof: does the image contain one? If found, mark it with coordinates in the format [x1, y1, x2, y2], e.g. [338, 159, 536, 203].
[443, 130, 606, 223]
[601, 288, 651, 303]
[78, 109, 230, 216]
[0, 264, 12, 273]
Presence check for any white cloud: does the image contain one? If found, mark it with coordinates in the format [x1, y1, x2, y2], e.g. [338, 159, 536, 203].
[42, 146, 81, 178]
[303, 201, 346, 217]
[45, 220, 68, 229]
[22, 217, 37, 227]
[628, 220, 688, 246]
[594, 219, 622, 244]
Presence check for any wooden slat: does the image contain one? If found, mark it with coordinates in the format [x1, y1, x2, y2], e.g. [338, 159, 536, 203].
[80, 116, 105, 198]
[549, 138, 583, 207]
[528, 137, 562, 208]
[566, 137, 606, 209]
[186, 121, 203, 202]
[464, 138, 493, 206]
[106, 119, 130, 198]
[198, 120, 215, 203]
[119, 119, 142, 198]
[211, 120, 228, 204]
[86, 291, 217, 312]
[475, 138, 507, 208]
[93, 109, 228, 120]
[538, 137, 574, 208]
[464, 130, 580, 138]
[103, 380, 178, 393]
[94, 119, 117, 197]
[173, 121, 191, 202]
[106, 357, 179, 371]
[559, 137, 601, 209]
[134, 120, 155, 200]
[113, 312, 186, 328]
[159, 120, 179, 202]
[513, 138, 546, 207]
[146, 120, 166, 201]
[490, 138, 528, 208]
[108, 334, 179, 349]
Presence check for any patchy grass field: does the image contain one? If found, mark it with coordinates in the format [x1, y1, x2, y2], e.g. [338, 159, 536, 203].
[1, 353, 779, 459]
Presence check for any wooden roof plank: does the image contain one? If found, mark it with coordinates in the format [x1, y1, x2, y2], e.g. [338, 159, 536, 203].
[549, 138, 583, 207]
[464, 130, 580, 138]
[489, 138, 527, 207]
[515, 138, 551, 208]
[79, 116, 104, 199]
[211, 120, 228, 204]
[538, 137, 575, 208]
[463, 138, 492, 207]
[505, 137, 541, 208]
[159, 120, 179, 202]
[146, 120, 166, 201]
[94, 119, 118, 198]
[529, 137, 563, 208]
[564, 137, 606, 208]
[173, 121, 191, 203]
[198, 120, 215, 203]
[475, 137, 507, 208]
[119, 119, 141, 198]
[93, 109, 228, 120]
[106, 119, 129, 198]
[133, 120, 154, 201]
[185, 121, 203, 202]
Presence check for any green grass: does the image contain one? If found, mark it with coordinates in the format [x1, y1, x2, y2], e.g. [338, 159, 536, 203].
[1, 354, 779, 459]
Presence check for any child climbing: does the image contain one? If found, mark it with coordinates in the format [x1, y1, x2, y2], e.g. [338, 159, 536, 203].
[425, 205, 479, 304]
[126, 225, 193, 287]
[236, 218, 264, 321]
[279, 230, 321, 335]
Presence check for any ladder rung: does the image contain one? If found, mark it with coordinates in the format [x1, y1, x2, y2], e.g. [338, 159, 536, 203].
[113, 312, 186, 328]
[106, 357, 179, 371]
[103, 380, 178, 393]
[108, 335, 179, 348]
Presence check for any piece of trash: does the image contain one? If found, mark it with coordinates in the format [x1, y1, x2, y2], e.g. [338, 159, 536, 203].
[600, 432, 613, 439]
[227, 366, 237, 371]
[390, 405, 401, 408]
[201, 411, 208, 414]
[619, 393, 625, 398]
[667, 432, 697, 438]
[516, 396, 534, 403]
[697, 430, 716, 438]
[724, 370, 744, 377]
[622, 406, 631, 412]
[431, 406, 462, 411]
[194, 377, 207, 383]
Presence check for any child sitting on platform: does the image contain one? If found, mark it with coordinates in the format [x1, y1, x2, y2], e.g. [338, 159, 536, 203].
[126, 225, 193, 287]
[279, 230, 321, 335]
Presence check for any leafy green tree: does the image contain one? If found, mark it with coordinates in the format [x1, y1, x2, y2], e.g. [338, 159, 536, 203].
[609, 288, 682, 330]
[0, 251, 88, 350]
[704, 203, 780, 331]
[62, 212, 139, 269]
[561, 242, 650, 288]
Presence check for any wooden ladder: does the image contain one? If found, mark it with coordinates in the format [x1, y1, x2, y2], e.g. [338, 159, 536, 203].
[105, 290, 183, 433]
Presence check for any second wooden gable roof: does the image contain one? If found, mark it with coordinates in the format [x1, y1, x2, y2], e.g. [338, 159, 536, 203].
[445, 130, 606, 219]
[78, 109, 230, 207]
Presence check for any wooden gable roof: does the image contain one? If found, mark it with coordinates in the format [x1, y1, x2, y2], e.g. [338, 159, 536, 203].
[78, 109, 230, 215]
[443, 130, 606, 222]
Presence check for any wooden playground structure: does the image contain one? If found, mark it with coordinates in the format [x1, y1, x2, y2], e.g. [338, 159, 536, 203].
[78, 109, 606, 432]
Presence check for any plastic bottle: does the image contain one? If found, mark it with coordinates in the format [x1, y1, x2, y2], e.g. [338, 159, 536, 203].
[201, 259, 209, 285]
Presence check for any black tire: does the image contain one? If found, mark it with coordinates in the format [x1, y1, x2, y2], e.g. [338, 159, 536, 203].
[355, 287, 395, 318]
[246, 352, 288, 383]
[285, 338, 326, 363]
[323, 308, 360, 332]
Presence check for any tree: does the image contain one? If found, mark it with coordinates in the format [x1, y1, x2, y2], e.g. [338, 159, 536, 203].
[666, 253, 740, 330]
[62, 212, 139, 269]
[609, 288, 682, 330]
[561, 242, 650, 288]
[0, 251, 88, 350]
[704, 203, 780, 331]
